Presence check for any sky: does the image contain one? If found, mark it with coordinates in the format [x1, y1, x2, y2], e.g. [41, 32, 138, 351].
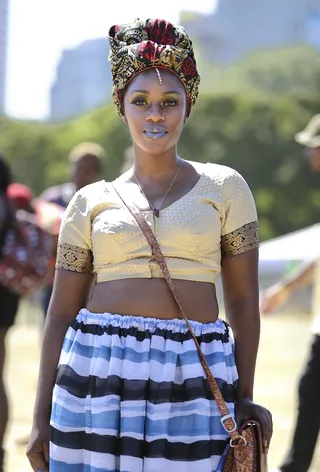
[5, 0, 217, 120]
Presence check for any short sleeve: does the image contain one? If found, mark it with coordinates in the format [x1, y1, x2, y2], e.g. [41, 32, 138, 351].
[55, 190, 94, 273]
[221, 170, 259, 257]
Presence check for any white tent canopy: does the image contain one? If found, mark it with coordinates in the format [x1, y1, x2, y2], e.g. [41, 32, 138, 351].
[259, 223, 320, 261]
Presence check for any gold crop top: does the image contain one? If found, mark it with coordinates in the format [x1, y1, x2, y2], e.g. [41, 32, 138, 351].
[56, 162, 259, 284]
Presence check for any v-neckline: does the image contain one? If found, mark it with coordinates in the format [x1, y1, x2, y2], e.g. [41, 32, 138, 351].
[148, 171, 204, 214]
[111, 166, 205, 215]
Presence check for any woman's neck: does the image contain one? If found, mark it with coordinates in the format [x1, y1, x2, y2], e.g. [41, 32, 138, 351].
[132, 145, 181, 181]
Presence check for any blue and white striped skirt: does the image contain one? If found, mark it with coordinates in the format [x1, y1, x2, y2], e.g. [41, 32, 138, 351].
[50, 309, 238, 472]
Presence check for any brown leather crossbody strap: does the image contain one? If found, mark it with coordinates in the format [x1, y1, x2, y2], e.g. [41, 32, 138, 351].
[112, 182, 241, 441]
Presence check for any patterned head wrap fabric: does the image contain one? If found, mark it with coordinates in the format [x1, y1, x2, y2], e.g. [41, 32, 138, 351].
[108, 18, 200, 116]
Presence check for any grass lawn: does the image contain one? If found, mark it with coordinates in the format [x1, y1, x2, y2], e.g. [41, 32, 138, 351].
[4, 301, 320, 471]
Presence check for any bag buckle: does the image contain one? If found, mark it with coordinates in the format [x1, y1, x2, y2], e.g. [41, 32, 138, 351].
[220, 414, 237, 433]
[230, 435, 247, 447]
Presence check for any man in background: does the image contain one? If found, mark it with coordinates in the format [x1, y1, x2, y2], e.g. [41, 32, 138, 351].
[40, 141, 105, 208]
[39, 142, 105, 315]
[261, 115, 320, 472]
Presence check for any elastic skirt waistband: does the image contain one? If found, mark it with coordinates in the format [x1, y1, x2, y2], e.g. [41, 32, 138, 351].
[76, 308, 228, 335]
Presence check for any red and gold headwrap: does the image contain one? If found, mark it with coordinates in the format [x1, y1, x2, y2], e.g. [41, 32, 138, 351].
[108, 18, 201, 117]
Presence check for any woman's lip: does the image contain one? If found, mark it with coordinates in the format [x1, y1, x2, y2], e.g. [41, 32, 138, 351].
[144, 128, 167, 133]
[144, 130, 167, 140]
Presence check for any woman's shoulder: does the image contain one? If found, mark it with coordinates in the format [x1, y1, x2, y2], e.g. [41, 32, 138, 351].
[74, 180, 112, 202]
[67, 180, 114, 217]
[188, 161, 253, 204]
[188, 160, 240, 184]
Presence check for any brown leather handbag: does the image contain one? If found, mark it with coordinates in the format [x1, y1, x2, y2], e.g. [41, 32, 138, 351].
[113, 184, 268, 472]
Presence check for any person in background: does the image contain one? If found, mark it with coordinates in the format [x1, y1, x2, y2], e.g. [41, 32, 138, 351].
[7, 183, 64, 308]
[0, 157, 20, 472]
[6, 184, 34, 214]
[39, 142, 105, 208]
[5, 183, 64, 451]
[39, 142, 105, 315]
[261, 114, 320, 472]
[7, 183, 63, 232]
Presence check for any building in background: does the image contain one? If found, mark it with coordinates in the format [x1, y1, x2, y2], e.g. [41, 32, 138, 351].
[184, 0, 320, 65]
[0, 0, 9, 114]
[49, 0, 320, 121]
[50, 38, 112, 121]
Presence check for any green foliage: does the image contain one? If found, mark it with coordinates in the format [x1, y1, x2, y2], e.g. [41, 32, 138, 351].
[0, 95, 319, 242]
[0, 106, 131, 196]
[211, 46, 320, 96]
[180, 95, 319, 240]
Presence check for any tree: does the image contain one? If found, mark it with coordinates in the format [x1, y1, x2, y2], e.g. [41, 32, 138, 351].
[1, 95, 319, 241]
[212, 46, 320, 96]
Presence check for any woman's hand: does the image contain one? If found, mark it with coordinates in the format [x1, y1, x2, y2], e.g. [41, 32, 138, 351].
[235, 398, 273, 449]
[26, 420, 50, 472]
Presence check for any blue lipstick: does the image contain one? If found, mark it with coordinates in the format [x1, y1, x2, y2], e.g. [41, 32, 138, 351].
[144, 128, 167, 140]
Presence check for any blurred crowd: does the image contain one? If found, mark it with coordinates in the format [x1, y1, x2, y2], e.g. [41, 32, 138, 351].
[0, 142, 106, 471]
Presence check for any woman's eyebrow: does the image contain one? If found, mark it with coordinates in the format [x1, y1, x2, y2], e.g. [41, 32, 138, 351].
[129, 90, 181, 95]
[130, 90, 148, 95]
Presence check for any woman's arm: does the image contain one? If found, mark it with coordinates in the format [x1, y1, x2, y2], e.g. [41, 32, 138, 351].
[221, 247, 272, 448]
[34, 269, 94, 418]
[221, 248, 260, 400]
[27, 269, 94, 471]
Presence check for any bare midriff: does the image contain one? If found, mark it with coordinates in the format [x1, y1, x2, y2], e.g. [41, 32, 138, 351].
[86, 278, 219, 323]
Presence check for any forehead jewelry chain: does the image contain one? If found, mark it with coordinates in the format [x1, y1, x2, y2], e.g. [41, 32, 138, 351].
[153, 45, 163, 85]
[155, 68, 163, 85]
[134, 158, 182, 220]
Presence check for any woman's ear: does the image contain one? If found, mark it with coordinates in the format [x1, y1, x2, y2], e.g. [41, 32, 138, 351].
[122, 114, 128, 124]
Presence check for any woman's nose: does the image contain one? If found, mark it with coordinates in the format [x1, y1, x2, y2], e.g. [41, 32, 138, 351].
[146, 104, 164, 122]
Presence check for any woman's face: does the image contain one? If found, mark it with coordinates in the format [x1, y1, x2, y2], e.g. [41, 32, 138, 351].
[123, 69, 187, 155]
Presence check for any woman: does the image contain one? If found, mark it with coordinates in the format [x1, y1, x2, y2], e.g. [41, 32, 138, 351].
[27, 19, 272, 472]
[0, 157, 20, 472]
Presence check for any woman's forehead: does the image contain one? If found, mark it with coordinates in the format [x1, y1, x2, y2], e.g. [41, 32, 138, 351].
[126, 69, 185, 94]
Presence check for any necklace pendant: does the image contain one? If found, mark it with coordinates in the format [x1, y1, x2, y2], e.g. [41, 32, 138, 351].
[153, 212, 159, 233]
[153, 208, 160, 218]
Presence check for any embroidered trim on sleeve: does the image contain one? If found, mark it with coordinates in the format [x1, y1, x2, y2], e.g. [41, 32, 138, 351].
[55, 242, 94, 273]
[221, 221, 259, 257]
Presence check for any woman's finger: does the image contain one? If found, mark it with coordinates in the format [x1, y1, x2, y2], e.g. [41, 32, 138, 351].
[266, 409, 273, 444]
[266, 409, 273, 430]
[28, 459, 38, 472]
[43, 439, 50, 464]
[28, 453, 49, 472]
[260, 415, 270, 448]
[261, 409, 273, 449]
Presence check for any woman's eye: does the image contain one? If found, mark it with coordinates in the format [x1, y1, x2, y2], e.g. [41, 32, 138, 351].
[131, 98, 178, 107]
[132, 98, 147, 106]
[162, 100, 178, 107]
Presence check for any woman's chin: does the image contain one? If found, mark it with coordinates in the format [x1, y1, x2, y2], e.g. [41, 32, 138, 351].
[135, 137, 176, 155]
